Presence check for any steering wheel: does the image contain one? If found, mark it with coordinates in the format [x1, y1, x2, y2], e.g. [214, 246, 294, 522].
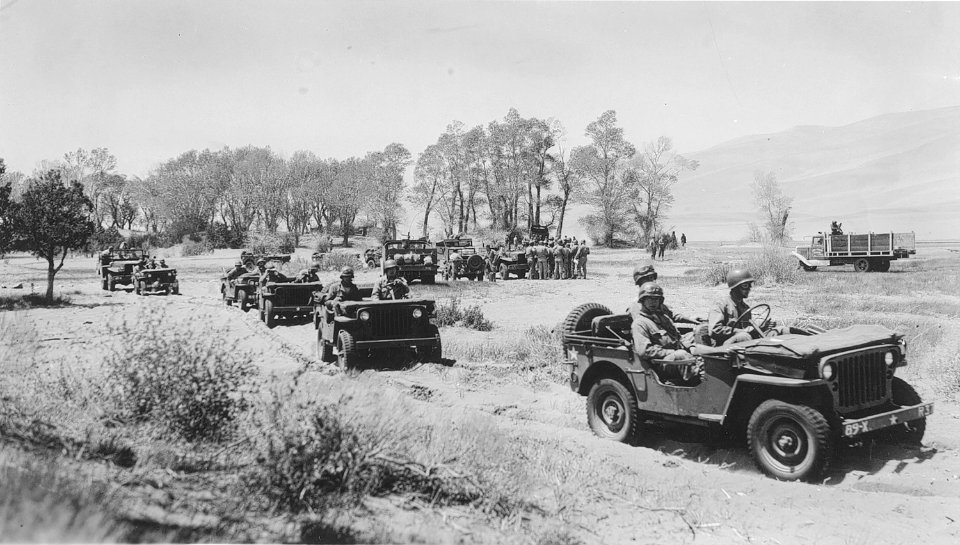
[732, 303, 772, 339]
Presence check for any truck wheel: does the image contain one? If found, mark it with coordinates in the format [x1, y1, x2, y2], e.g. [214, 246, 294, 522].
[337, 329, 358, 370]
[172, 285, 179, 295]
[587, 379, 638, 443]
[878, 260, 891, 272]
[747, 400, 832, 482]
[876, 378, 926, 445]
[237, 289, 248, 312]
[500, 264, 509, 280]
[563, 303, 613, 336]
[854, 258, 872, 273]
[264, 300, 276, 328]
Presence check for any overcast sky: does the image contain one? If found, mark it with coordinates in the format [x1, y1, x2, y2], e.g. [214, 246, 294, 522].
[2, 0, 959, 179]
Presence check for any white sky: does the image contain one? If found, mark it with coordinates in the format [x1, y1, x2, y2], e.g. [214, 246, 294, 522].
[2, 0, 959, 180]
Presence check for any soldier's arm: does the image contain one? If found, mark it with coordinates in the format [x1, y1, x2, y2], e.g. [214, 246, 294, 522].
[631, 322, 673, 360]
[708, 302, 738, 340]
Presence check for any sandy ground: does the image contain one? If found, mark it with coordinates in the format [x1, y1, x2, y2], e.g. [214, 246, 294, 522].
[2, 243, 960, 544]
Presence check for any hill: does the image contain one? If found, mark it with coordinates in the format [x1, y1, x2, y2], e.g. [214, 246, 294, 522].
[672, 106, 960, 241]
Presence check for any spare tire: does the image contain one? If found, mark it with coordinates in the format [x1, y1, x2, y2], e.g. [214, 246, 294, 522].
[467, 254, 484, 270]
[563, 303, 613, 336]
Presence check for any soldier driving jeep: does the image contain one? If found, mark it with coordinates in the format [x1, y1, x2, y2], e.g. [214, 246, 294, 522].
[319, 266, 363, 304]
[708, 269, 790, 346]
[375, 259, 410, 300]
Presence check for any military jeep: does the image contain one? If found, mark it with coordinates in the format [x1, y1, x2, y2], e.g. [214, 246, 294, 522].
[561, 303, 932, 482]
[221, 271, 260, 311]
[492, 249, 529, 280]
[258, 280, 324, 328]
[134, 267, 179, 296]
[436, 238, 485, 281]
[313, 288, 442, 370]
[382, 239, 438, 284]
[99, 248, 147, 291]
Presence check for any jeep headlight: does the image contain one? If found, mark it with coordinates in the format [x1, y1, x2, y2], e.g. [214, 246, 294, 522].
[885, 351, 895, 367]
[412, 308, 423, 319]
[359, 310, 371, 321]
[821, 362, 835, 380]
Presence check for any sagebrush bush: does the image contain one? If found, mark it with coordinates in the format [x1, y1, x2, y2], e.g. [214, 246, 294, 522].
[103, 306, 258, 441]
[435, 297, 493, 330]
[315, 252, 361, 272]
[181, 234, 214, 257]
[700, 243, 799, 286]
[246, 230, 296, 254]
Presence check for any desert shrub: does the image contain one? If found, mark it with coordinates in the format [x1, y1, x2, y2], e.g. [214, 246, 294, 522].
[747, 243, 800, 285]
[700, 260, 738, 286]
[246, 230, 296, 254]
[435, 297, 493, 331]
[103, 306, 258, 441]
[181, 234, 214, 257]
[315, 252, 361, 272]
[0, 293, 72, 310]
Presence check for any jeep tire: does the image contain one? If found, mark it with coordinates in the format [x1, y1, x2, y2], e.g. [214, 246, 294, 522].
[237, 289, 248, 312]
[587, 378, 638, 443]
[563, 303, 613, 336]
[337, 329, 358, 370]
[876, 377, 926, 445]
[747, 400, 832, 482]
[263, 299, 276, 328]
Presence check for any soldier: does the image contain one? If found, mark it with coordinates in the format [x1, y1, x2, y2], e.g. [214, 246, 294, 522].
[680, 233, 686, 247]
[552, 242, 563, 280]
[100, 246, 113, 266]
[629, 264, 699, 326]
[525, 242, 537, 279]
[255, 258, 267, 274]
[319, 266, 363, 304]
[708, 269, 788, 346]
[536, 241, 549, 280]
[293, 268, 316, 283]
[158, 259, 167, 268]
[831, 221, 843, 235]
[658, 234, 668, 260]
[448, 249, 463, 280]
[568, 240, 580, 278]
[575, 242, 590, 279]
[148, 256, 158, 269]
[133, 256, 147, 273]
[226, 260, 246, 280]
[648, 237, 658, 260]
[375, 259, 410, 300]
[260, 264, 289, 286]
[630, 282, 699, 385]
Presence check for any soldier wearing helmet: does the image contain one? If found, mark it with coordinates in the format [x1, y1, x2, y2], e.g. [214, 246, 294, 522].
[708, 269, 786, 346]
[375, 259, 409, 300]
[319, 266, 363, 304]
[630, 282, 699, 384]
[226, 260, 246, 280]
[260, 263, 289, 286]
[628, 263, 699, 326]
[255, 258, 267, 274]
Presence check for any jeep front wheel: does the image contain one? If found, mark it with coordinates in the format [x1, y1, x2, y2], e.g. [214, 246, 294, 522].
[263, 300, 276, 328]
[876, 377, 926, 445]
[747, 400, 832, 482]
[237, 289, 248, 311]
[586, 379, 638, 443]
[337, 329, 358, 371]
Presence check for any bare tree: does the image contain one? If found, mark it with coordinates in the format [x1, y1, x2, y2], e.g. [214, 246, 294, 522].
[751, 170, 793, 242]
[626, 136, 698, 243]
[411, 144, 446, 238]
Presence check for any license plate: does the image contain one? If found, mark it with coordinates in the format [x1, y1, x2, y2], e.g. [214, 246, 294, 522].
[843, 403, 934, 437]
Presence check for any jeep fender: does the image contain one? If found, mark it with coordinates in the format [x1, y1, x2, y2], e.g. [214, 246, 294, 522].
[577, 359, 636, 398]
[722, 374, 835, 431]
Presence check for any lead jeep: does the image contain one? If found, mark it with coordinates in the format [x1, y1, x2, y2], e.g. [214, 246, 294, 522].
[561, 303, 932, 482]
[99, 248, 147, 291]
[313, 287, 442, 371]
[221, 271, 260, 311]
[134, 267, 179, 296]
[382, 239, 438, 284]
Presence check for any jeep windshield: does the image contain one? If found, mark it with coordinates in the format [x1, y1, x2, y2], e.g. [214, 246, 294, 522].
[386, 242, 431, 251]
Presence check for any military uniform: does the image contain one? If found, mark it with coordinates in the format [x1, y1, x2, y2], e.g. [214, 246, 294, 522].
[552, 244, 563, 279]
[575, 244, 589, 279]
[226, 264, 246, 280]
[631, 307, 687, 361]
[628, 300, 698, 326]
[320, 280, 363, 303]
[535, 244, 549, 280]
[525, 244, 537, 279]
[375, 276, 409, 300]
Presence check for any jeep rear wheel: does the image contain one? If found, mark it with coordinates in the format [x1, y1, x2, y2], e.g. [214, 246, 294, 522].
[366, 259, 377, 269]
[748, 400, 832, 482]
[563, 303, 613, 336]
[587, 379, 638, 443]
[337, 329, 359, 371]
[263, 299, 276, 328]
[877, 377, 926, 445]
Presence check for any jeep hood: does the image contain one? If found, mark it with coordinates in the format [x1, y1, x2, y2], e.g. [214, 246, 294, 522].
[735, 325, 902, 378]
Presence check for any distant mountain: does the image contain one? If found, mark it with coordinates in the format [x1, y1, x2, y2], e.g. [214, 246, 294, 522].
[671, 106, 960, 241]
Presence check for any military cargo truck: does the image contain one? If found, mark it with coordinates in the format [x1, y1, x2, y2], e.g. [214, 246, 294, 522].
[793, 230, 916, 272]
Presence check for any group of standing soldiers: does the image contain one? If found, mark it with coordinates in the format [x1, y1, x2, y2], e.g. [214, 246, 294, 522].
[523, 237, 590, 280]
[647, 231, 685, 261]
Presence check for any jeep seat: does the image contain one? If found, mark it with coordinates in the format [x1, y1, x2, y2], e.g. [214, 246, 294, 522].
[591, 314, 633, 340]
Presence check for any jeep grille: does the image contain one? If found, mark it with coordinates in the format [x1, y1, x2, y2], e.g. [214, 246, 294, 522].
[368, 307, 416, 338]
[829, 349, 889, 412]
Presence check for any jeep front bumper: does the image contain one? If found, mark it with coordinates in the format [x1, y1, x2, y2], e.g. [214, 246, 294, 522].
[355, 336, 439, 349]
[842, 402, 934, 438]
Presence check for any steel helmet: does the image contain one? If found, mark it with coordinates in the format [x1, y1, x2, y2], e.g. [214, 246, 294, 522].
[235, 260, 243, 267]
[383, 259, 398, 271]
[298, 269, 309, 277]
[340, 266, 355, 278]
[726, 269, 755, 290]
[637, 282, 664, 300]
[632, 263, 658, 286]
[256, 258, 266, 265]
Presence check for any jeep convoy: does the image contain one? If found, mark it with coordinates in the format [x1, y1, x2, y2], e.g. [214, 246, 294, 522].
[561, 302, 932, 482]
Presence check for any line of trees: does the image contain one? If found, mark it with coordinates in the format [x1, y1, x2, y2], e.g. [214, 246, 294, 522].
[411, 109, 699, 245]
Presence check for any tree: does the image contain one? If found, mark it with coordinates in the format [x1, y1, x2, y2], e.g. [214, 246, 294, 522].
[0, 159, 13, 255]
[367, 143, 412, 240]
[626, 137, 698, 243]
[751, 171, 793, 242]
[548, 129, 585, 238]
[411, 144, 446, 238]
[572, 110, 636, 246]
[9, 170, 95, 299]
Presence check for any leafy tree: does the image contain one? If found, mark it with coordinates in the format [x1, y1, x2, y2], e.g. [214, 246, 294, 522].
[572, 110, 636, 246]
[547, 133, 584, 238]
[0, 159, 13, 255]
[750, 170, 793, 242]
[367, 143, 412, 240]
[626, 137, 698, 244]
[9, 170, 96, 299]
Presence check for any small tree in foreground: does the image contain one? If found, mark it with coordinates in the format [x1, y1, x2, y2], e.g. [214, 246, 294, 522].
[11, 170, 95, 299]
